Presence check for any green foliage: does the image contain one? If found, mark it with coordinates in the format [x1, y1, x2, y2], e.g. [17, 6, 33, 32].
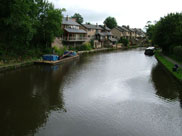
[145, 21, 156, 45]
[0, 0, 65, 59]
[76, 42, 92, 51]
[86, 22, 91, 25]
[72, 13, 84, 24]
[69, 42, 92, 51]
[118, 37, 129, 46]
[90, 39, 94, 48]
[173, 46, 182, 61]
[146, 13, 182, 54]
[53, 46, 67, 56]
[104, 17, 117, 29]
[155, 52, 182, 81]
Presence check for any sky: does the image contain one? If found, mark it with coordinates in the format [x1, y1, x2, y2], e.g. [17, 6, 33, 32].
[49, 0, 182, 29]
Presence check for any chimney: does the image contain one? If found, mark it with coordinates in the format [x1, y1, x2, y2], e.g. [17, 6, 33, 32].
[96, 23, 98, 27]
[127, 25, 129, 29]
[66, 15, 69, 21]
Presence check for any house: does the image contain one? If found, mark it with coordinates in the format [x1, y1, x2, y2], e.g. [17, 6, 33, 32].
[80, 24, 117, 48]
[133, 28, 146, 39]
[111, 26, 130, 40]
[81, 23, 103, 41]
[62, 16, 87, 46]
[122, 25, 136, 40]
[95, 25, 117, 47]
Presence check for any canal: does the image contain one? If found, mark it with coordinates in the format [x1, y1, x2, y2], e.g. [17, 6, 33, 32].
[0, 48, 182, 136]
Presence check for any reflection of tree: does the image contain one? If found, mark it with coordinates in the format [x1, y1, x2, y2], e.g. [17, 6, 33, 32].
[0, 63, 73, 136]
[151, 64, 182, 101]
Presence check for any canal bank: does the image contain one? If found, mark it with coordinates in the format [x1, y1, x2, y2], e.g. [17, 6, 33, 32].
[155, 52, 182, 83]
[0, 45, 147, 73]
[0, 60, 35, 73]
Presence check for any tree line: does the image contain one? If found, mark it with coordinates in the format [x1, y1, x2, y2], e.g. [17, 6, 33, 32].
[0, 0, 118, 60]
[146, 12, 182, 60]
[0, 0, 64, 59]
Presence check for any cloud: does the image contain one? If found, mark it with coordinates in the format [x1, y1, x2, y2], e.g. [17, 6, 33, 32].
[49, 0, 182, 28]
[64, 9, 110, 24]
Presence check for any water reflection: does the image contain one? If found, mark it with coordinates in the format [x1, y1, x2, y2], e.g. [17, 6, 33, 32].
[151, 63, 182, 102]
[0, 63, 73, 136]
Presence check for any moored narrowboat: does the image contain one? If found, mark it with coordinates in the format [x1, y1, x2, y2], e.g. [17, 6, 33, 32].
[144, 47, 155, 56]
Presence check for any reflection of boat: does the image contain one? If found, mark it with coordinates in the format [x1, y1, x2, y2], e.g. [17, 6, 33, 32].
[35, 52, 79, 65]
[144, 47, 155, 56]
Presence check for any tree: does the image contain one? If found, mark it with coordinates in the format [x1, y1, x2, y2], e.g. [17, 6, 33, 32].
[145, 21, 156, 45]
[0, 0, 36, 55]
[86, 22, 91, 25]
[119, 37, 128, 46]
[72, 13, 83, 24]
[103, 16, 117, 29]
[150, 13, 182, 53]
[0, 0, 65, 58]
[31, 1, 64, 48]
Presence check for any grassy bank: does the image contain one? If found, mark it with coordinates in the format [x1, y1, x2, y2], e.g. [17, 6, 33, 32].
[155, 52, 182, 82]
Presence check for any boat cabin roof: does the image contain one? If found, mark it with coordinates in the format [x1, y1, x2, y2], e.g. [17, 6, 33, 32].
[146, 47, 155, 50]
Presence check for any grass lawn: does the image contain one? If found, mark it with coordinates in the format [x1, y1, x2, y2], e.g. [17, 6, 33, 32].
[155, 52, 182, 81]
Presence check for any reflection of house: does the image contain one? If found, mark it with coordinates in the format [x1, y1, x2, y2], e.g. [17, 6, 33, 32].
[62, 16, 87, 46]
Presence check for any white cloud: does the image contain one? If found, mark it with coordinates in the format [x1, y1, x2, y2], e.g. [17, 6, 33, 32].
[49, 0, 182, 29]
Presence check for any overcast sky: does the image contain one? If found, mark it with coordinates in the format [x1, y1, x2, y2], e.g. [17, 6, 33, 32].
[49, 0, 182, 29]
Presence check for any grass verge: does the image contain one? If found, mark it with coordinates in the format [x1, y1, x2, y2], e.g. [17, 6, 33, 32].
[155, 52, 182, 81]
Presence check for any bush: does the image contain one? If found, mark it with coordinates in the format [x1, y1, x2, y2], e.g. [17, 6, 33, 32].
[173, 46, 182, 61]
[118, 37, 129, 46]
[76, 42, 92, 51]
[90, 39, 94, 48]
[53, 46, 67, 56]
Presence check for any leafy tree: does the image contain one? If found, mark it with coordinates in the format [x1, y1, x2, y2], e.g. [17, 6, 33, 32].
[72, 13, 83, 24]
[145, 21, 156, 45]
[118, 37, 128, 46]
[31, 1, 64, 48]
[104, 16, 117, 29]
[150, 13, 182, 53]
[0, 0, 36, 55]
[86, 22, 91, 25]
[0, 0, 65, 59]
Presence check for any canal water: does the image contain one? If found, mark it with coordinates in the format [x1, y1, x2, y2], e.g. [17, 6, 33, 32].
[0, 48, 182, 136]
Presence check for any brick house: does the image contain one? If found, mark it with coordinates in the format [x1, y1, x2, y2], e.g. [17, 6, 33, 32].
[81, 24, 117, 48]
[111, 26, 130, 40]
[81, 23, 103, 41]
[62, 16, 87, 46]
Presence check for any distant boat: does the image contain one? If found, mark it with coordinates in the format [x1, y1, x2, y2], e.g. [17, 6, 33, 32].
[144, 47, 155, 56]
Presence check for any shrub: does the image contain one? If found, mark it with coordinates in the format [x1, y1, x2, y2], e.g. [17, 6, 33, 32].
[90, 39, 94, 48]
[173, 46, 182, 61]
[53, 46, 67, 56]
[69, 46, 76, 51]
[119, 37, 129, 46]
[76, 42, 92, 51]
